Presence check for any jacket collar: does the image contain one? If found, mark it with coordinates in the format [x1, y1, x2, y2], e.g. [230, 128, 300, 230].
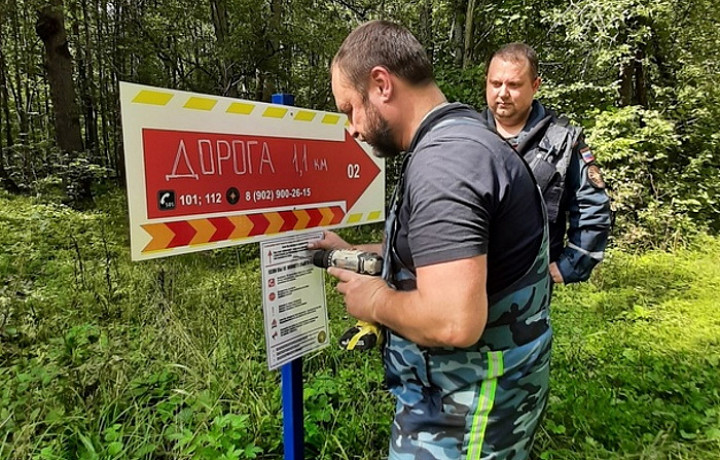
[407, 102, 481, 152]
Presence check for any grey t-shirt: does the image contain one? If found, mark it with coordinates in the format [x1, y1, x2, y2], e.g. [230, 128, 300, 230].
[392, 103, 543, 295]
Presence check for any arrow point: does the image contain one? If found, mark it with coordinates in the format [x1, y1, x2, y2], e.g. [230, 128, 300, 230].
[343, 131, 382, 211]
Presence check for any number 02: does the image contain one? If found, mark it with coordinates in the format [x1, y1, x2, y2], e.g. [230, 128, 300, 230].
[347, 164, 360, 179]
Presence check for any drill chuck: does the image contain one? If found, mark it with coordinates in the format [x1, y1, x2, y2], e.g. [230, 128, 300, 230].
[312, 249, 383, 276]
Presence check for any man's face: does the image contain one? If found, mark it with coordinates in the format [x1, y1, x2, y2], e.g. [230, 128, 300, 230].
[485, 57, 540, 127]
[331, 66, 401, 158]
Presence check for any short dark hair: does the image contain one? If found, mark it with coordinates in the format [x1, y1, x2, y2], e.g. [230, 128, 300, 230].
[487, 43, 539, 81]
[332, 20, 434, 96]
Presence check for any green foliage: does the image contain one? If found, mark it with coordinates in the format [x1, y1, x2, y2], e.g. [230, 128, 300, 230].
[167, 413, 263, 459]
[585, 106, 714, 249]
[536, 82, 616, 122]
[2, 138, 111, 205]
[2, 190, 720, 459]
[2, 0, 720, 455]
[669, 68, 720, 234]
[0, 191, 392, 459]
[536, 238, 720, 458]
[436, 65, 487, 109]
[544, 0, 654, 67]
[2, 0, 719, 242]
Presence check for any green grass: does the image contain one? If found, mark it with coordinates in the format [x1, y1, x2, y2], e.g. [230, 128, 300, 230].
[1, 188, 719, 459]
[537, 237, 720, 459]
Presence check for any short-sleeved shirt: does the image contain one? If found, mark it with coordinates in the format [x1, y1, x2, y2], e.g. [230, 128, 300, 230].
[392, 103, 544, 296]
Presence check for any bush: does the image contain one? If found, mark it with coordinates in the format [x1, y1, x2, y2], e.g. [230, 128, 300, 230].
[585, 106, 708, 249]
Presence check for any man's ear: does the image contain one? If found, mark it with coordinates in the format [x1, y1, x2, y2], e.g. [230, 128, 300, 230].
[369, 66, 393, 102]
[532, 77, 542, 93]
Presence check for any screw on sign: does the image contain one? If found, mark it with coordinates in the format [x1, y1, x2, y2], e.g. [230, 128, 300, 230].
[226, 187, 240, 205]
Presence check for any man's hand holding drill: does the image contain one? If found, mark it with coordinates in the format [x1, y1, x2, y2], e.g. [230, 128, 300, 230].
[309, 231, 385, 350]
[327, 266, 386, 324]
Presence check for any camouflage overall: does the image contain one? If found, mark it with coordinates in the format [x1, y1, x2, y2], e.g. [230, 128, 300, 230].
[381, 153, 552, 460]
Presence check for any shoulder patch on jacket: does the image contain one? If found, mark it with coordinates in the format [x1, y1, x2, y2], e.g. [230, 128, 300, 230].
[587, 164, 605, 189]
[580, 146, 595, 164]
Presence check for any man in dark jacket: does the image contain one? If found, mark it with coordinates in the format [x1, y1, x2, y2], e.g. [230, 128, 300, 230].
[481, 43, 611, 284]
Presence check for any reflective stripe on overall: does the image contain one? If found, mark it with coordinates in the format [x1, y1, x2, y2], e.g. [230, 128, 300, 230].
[381, 151, 552, 460]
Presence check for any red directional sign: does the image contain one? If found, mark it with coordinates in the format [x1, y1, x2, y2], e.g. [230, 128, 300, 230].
[142, 128, 380, 219]
[120, 82, 385, 260]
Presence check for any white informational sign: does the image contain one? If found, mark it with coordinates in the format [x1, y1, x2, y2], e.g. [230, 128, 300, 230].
[119, 82, 385, 261]
[261, 232, 329, 370]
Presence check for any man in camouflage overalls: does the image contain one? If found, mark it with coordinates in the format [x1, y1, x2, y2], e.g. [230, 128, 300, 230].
[481, 43, 611, 285]
[312, 21, 552, 459]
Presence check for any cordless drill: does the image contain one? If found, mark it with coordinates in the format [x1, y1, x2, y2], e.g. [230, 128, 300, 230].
[312, 249, 384, 351]
[312, 249, 383, 276]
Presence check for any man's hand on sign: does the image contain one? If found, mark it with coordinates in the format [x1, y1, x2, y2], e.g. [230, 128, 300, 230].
[308, 230, 383, 255]
[308, 230, 352, 251]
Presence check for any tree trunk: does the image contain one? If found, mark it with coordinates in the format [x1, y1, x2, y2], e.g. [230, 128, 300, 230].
[36, 0, 91, 204]
[0, 37, 14, 148]
[255, 0, 282, 101]
[0, 11, 21, 193]
[463, 0, 477, 68]
[210, 0, 229, 47]
[648, 27, 676, 93]
[418, 0, 434, 62]
[111, 0, 125, 185]
[36, 0, 84, 153]
[10, 5, 28, 137]
[80, 0, 99, 157]
[210, 0, 237, 97]
[618, 58, 634, 107]
[634, 47, 648, 108]
[451, 0, 466, 68]
[270, 0, 285, 94]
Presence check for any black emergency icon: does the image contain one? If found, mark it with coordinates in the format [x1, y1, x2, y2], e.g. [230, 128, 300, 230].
[158, 190, 176, 210]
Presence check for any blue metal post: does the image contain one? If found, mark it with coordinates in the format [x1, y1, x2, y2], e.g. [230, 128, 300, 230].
[281, 359, 304, 460]
[272, 92, 303, 460]
[272, 93, 295, 107]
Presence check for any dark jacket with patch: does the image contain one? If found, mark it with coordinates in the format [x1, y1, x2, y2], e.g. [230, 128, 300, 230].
[480, 101, 611, 284]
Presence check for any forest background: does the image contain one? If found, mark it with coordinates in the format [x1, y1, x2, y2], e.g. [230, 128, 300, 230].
[1, 0, 719, 459]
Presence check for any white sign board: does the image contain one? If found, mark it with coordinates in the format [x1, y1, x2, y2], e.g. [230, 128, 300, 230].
[119, 82, 385, 261]
[261, 232, 329, 369]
